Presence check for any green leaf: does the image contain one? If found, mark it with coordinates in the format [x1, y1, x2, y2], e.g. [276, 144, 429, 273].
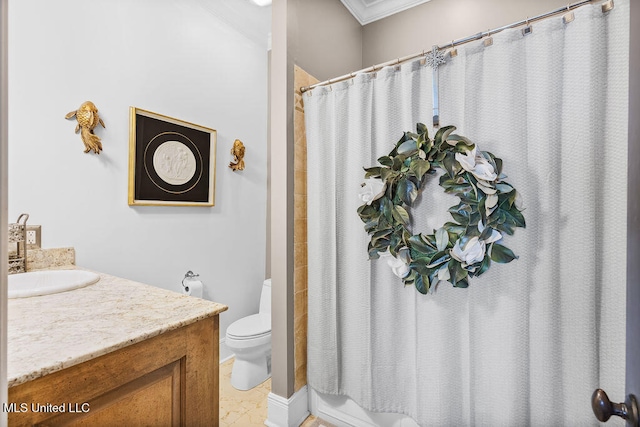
[416, 122, 428, 136]
[443, 221, 466, 236]
[443, 183, 473, 196]
[476, 255, 491, 276]
[364, 166, 382, 179]
[434, 125, 456, 148]
[357, 203, 377, 216]
[495, 183, 513, 194]
[442, 152, 456, 178]
[416, 133, 426, 149]
[427, 251, 450, 268]
[392, 205, 410, 225]
[397, 178, 418, 206]
[378, 156, 393, 167]
[446, 134, 473, 146]
[408, 234, 436, 258]
[447, 259, 468, 287]
[414, 274, 430, 294]
[490, 243, 518, 263]
[455, 278, 469, 288]
[485, 152, 503, 175]
[479, 224, 494, 241]
[392, 155, 405, 171]
[380, 167, 396, 183]
[502, 205, 526, 228]
[381, 197, 393, 222]
[364, 219, 379, 232]
[409, 260, 432, 276]
[409, 159, 431, 180]
[397, 139, 419, 156]
[389, 231, 403, 256]
[435, 227, 449, 252]
[371, 228, 393, 243]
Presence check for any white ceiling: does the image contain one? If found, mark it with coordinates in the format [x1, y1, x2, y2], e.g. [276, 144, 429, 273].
[196, 0, 272, 49]
[196, 0, 432, 50]
[340, 0, 433, 25]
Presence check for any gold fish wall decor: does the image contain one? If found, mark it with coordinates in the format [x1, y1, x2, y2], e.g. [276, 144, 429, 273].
[65, 101, 106, 154]
[229, 139, 245, 171]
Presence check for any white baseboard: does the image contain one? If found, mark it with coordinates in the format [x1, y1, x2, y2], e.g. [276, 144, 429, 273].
[265, 385, 309, 427]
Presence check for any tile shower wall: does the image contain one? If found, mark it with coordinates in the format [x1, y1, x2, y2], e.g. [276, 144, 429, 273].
[293, 66, 318, 392]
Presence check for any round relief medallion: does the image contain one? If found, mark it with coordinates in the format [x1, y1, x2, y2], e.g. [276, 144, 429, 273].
[152, 140, 197, 186]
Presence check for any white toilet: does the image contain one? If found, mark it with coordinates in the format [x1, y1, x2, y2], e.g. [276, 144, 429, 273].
[225, 278, 272, 390]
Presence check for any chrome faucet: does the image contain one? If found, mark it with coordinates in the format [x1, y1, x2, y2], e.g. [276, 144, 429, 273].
[8, 213, 28, 274]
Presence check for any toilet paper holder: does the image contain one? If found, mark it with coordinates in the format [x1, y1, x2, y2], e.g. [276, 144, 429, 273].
[182, 270, 200, 289]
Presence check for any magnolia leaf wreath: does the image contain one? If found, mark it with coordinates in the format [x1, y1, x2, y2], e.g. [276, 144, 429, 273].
[357, 123, 525, 294]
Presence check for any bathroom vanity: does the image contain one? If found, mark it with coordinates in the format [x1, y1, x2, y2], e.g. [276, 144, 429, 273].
[6, 267, 227, 426]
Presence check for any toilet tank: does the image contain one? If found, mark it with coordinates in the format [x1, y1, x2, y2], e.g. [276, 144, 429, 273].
[259, 279, 271, 314]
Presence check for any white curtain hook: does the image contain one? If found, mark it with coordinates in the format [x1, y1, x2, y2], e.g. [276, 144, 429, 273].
[563, 4, 575, 24]
[449, 40, 458, 57]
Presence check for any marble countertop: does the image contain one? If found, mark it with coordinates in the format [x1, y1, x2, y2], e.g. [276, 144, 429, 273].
[7, 266, 228, 388]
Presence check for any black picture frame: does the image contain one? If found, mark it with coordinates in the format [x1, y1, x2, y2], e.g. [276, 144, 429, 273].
[128, 107, 216, 206]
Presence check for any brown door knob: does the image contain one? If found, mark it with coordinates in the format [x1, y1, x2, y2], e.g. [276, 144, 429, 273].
[592, 389, 639, 426]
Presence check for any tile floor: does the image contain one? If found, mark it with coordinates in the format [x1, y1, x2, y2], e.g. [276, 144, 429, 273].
[219, 358, 321, 427]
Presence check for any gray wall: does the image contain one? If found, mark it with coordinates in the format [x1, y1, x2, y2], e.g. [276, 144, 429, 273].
[290, 0, 363, 81]
[269, 0, 361, 401]
[362, 0, 572, 66]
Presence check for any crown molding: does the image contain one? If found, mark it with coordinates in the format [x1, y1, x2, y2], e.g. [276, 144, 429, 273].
[340, 0, 433, 25]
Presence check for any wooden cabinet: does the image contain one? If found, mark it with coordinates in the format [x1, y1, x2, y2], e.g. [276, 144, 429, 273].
[8, 316, 220, 427]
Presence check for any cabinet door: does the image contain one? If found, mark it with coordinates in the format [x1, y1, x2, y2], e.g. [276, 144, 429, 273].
[8, 316, 219, 427]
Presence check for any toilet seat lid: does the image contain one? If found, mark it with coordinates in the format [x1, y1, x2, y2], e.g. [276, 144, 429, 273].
[227, 313, 271, 339]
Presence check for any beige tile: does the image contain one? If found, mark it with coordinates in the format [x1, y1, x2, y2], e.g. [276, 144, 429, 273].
[294, 194, 307, 221]
[294, 314, 307, 369]
[293, 135, 307, 171]
[294, 289, 307, 315]
[295, 168, 307, 190]
[294, 266, 308, 294]
[295, 339, 307, 377]
[295, 111, 306, 137]
[294, 219, 308, 245]
[294, 141, 307, 172]
[300, 415, 318, 427]
[232, 410, 268, 426]
[294, 364, 307, 392]
[294, 243, 308, 269]
[220, 357, 271, 426]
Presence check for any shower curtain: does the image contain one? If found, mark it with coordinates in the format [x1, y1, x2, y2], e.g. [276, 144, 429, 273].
[305, 1, 629, 426]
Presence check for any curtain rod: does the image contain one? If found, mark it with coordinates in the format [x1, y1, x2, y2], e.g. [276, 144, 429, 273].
[300, 0, 612, 93]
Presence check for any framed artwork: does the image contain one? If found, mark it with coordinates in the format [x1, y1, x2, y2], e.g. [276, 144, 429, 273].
[128, 107, 217, 206]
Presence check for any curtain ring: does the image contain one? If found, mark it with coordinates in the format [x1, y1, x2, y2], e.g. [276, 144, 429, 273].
[449, 40, 458, 57]
[563, 3, 575, 23]
[483, 29, 493, 47]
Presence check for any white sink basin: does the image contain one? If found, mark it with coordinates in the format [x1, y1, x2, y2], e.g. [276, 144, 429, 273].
[8, 270, 100, 299]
